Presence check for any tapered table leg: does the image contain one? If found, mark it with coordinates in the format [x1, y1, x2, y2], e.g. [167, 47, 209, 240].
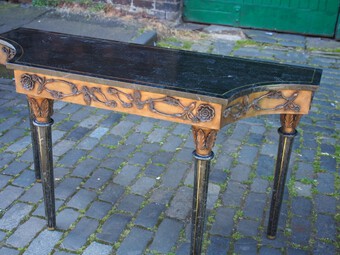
[27, 96, 56, 230]
[191, 127, 217, 255]
[28, 101, 41, 182]
[267, 114, 301, 239]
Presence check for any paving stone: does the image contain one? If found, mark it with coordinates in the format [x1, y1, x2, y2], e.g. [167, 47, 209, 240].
[24, 229, 63, 255]
[88, 145, 111, 160]
[151, 151, 174, 165]
[86, 201, 112, 219]
[313, 241, 336, 255]
[243, 193, 267, 219]
[234, 237, 258, 254]
[128, 151, 150, 165]
[77, 137, 99, 150]
[58, 149, 87, 166]
[125, 132, 146, 145]
[149, 218, 183, 253]
[33, 200, 63, 217]
[135, 120, 154, 133]
[6, 136, 31, 152]
[6, 217, 45, 248]
[316, 172, 335, 193]
[2, 161, 29, 175]
[54, 167, 70, 180]
[53, 140, 76, 157]
[291, 197, 312, 216]
[237, 219, 260, 237]
[71, 158, 100, 178]
[166, 186, 192, 220]
[113, 164, 140, 186]
[291, 217, 311, 244]
[147, 127, 168, 143]
[176, 242, 190, 255]
[0, 202, 33, 230]
[0, 128, 23, 144]
[139, 143, 162, 154]
[135, 202, 165, 228]
[145, 164, 165, 177]
[294, 181, 312, 197]
[286, 247, 308, 255]
[209, 167, 228, 184]
[110, 120, 135, 136]
[207, 235, 230, 255]
[149, 187, 174, 205]
[61, 217, 99, 250]
[97, 214, 132, 243]
[238, 145, 258, 166]
[67, 189, 97, 210]
[161, 161, 189, 188]
[99, 183, 125, 204]
[83, 168, 113, 189]
[316, 214, 336, 240]
[83, 242, 112, 255]
[259, 246, 282, 255]
[89, 126, 109, 139]
[131, 176, 156, 195]
[66, 126, 91, 141]
[0, 230, 6, 241]
[0, 174, 12, 189]
[230, 164, 251, 182]
[222, 180, 246, 207]
[211, 207, 235, 236]
[0, 247, 19, 255]
[117, 227, 153, 255]
[100, 112, 123, 127]
[251, 178, 269, 193]
[56, 208, 80, 230]
[162, 135, 182, 151]
[117, 194, 144, 214]
[0, 185, 24, 209]
[79, 115, 103, 129]
[320, 155, 337, 172]
[55, 177, 82, 200]
[295, 162, 314, 179]
[256, 154, 275, 177]
[12, 170, 35, 187]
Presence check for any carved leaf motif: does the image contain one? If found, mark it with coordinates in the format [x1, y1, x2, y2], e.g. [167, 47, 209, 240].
[205, 130, 217, 150]
[40, 99, 53, 118]
[195, 129, 206, 151]
[163, 96, 180, 106]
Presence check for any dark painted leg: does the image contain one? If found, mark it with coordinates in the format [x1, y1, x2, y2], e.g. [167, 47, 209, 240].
[27, 101, 41, 182]
[191, 127, 217, 255]
[27, 96, 56, 229]
[267, 114, 302, 239]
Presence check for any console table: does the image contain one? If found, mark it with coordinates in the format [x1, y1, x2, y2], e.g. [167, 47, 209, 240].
[0, 28, 321, 254]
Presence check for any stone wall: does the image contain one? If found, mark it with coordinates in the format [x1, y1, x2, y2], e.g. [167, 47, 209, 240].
[101, 0, 182, 20]
[8, 0, 182, 20]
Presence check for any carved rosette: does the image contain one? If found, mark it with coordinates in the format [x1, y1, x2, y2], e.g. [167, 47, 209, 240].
[280, 114, 302, 134]
[196, 104, 215, 122]
[20, 73, 216, 124]
[0, 44, 16, 65]
[192, 127, 217, 156]
[27, 96, 54, 123]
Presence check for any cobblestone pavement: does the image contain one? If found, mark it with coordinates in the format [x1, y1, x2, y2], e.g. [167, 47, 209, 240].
[0, 4, 339, 255]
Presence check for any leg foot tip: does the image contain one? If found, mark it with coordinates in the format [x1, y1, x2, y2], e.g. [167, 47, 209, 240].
[47, 227, 55, 231]
[36, 179, 42, 183]
[267, 235, 276, 240]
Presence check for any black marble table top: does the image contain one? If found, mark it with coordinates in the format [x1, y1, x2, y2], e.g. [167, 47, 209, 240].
[1, 28, 321, 99]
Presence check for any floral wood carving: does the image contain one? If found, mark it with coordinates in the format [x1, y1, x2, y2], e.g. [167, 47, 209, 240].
[27, 97, 54, 122]
[280, 114, 302, 133]
[1, 46, 16, 61]
[192, 127, 217, 156]
[223, 91, 301, 120]
[20, 73, 215, 123]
